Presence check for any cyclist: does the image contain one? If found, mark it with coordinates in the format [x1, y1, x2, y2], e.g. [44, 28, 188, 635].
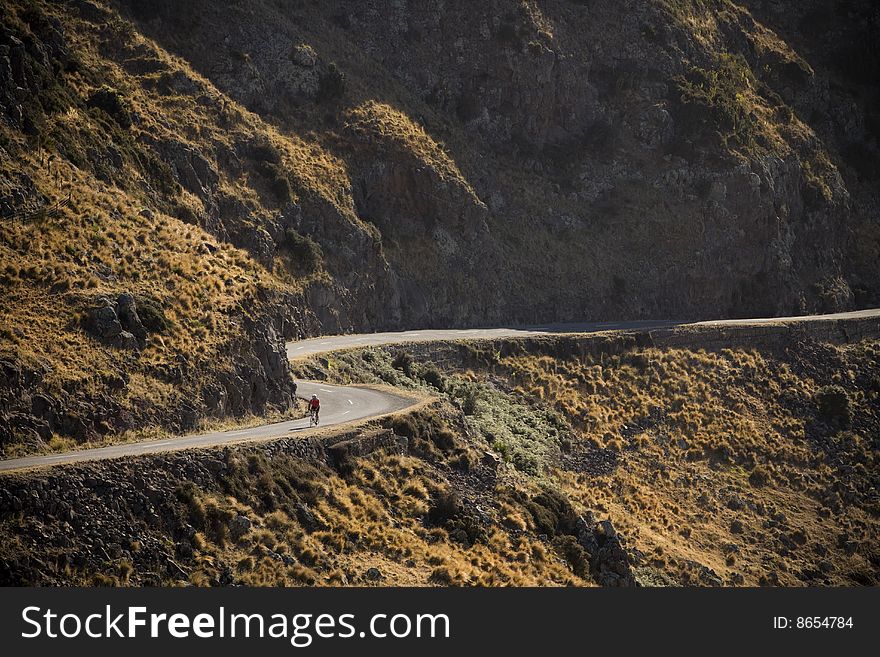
[308, 394, 320, 425]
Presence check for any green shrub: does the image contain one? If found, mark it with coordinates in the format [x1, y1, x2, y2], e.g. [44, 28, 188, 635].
[816, 385, 850, 423]
[317, 63, 345, 103]
[390, 415, 417, 438]
[553, 535, 590, 578]
[256, 161, 292, 204]
[173, 203, 199, 225]
[458, 384, 480, 415]
[137, 300, 169, 333]
[422, 367, 446, 392]
[427, 489, 461, 525]
[427, 488, 485, 546]
[525, 489, 579, 536]
[676, 53, 758, 150]
[391, 411, 457, 456]
[247, 140, 282, 165]
[283, 229, 322, 274]
[87, 85, 131, 129]
[391, 351, 415, 377]
[512, 450, 540, 476]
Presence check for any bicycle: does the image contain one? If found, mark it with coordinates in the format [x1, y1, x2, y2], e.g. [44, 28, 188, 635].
[309, 407, 319, 427]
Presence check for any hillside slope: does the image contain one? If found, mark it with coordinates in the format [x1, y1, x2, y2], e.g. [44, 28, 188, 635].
[1, 0, 878, 453]
[2, 325, 877, 586]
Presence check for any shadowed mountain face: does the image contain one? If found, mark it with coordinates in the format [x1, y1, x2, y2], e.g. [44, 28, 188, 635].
[0, 0, 877, 450]
[109, 0, 879, 326]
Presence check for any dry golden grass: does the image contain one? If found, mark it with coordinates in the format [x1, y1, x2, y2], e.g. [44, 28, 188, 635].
[480, 340, 880, 585]
[178, 453, 585, 587]
[3, 337, 874, 587]
[0, 160, 271, 405]
[0, 0, 358, 455]
[344, 101, 477, 196]
[305, 336, 878, 586]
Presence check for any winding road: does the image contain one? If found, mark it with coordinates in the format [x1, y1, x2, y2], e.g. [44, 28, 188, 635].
[286, 309, 880, 359]
[1, 308, 877, 472]
[0, 382, 415, 472]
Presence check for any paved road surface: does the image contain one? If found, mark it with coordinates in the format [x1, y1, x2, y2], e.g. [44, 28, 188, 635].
[0, 382, 414, 472]
[286, 320, 679, 359]
[287, 308, 880, 359]
[1, 308, 877, 472]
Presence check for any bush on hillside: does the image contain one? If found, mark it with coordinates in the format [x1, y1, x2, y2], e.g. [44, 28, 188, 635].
[422, 366, 446, 392]
[816, 385, 850, 423]
[87, 85, 131, 128]
[391, 351, 415, 377]
[282, 229, 322, 274]
[317, 63, 345, 103]
[137, 299, 169, 333]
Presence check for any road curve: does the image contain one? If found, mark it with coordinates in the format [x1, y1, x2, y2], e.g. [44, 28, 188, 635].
[1, 308, 878, 472]
[287, 308, 880, 360]
[0, 382, 415, 472]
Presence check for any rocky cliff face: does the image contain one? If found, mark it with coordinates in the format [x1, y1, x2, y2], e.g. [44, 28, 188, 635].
[111, 0, 879, 325]
[0, 0, 877, 452]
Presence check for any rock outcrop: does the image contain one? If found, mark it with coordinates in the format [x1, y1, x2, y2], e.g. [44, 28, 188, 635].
[577, 513, 638, 587]
[85, 296, 140, 350]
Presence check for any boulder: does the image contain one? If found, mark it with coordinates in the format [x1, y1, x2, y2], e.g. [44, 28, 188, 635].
[116, 330, 140, 351]
[116, 293, 147, 345]
[481, 450, 501, 469]
[577, 514, 637, 587]
[230, 514, 252, 540]
[87, 299, 123, 339]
